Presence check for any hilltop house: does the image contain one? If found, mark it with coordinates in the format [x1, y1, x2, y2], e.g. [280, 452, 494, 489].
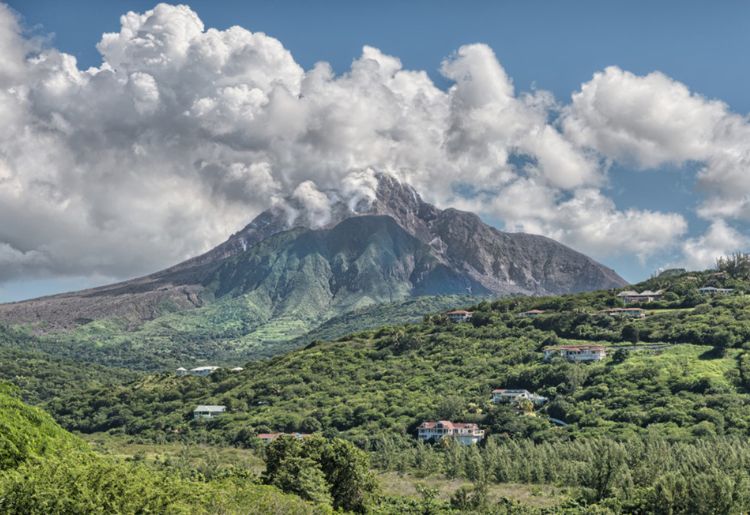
[519, 309, 545, 318]
[189, 366, 220, 377]
[193, 405, 226, 420]
[417, 421, 485, 445]
[698, 286, 735, 295]
[446, 310, 473, 323]
[616, 290, 664, 304]
[257, 432, 310, 443]
[603, 307, 646, 319]
[543, 345, 607, 362]
[492, 388, 547, 405]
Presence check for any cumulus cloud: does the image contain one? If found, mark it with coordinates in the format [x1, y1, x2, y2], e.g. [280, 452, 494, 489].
[0, 2, 728, 286]
[680, 221, 750, 271]
[563, 66, 750, 228]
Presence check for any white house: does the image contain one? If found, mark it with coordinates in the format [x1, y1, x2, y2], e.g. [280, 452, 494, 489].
[193, 405, 226, 420]
[492, 388, 547, 405]
[230, 367, 244, 372]
[543, 345, 607, 362]
[175, 367, 188, 376]
[616, 290, 664, 304]
[518, 309, 545, 318]
[603, 307, 646, 319]
[446, 310, 473, 323]
[698, 286, 735, 295]
[417, 420, 485, 445]
[189, 366, 220, 377]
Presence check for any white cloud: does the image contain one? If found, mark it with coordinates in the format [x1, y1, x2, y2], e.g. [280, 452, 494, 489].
[0, 3, 701, 285]
[679, 221, 750, 271]
[563, 66, 750, 228]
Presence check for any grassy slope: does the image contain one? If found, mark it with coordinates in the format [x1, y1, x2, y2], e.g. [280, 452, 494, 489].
[0, 382, 83, 470]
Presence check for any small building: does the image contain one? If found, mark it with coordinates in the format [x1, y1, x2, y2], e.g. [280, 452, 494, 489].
[543, 345, 607, 362]
[189, 366, 220, 377]
[603, 307, 646, 318]
[193, 405, 226, 420]
[446, 310, 473, 323]
[616, 290, 664, 304]
[175, 367, 188, 376]
[519, 309, 545, 318]
[417, 420, 485, 445]
[492, 388, 547, 405]
[257, 432, 310, 443]
[698, 286, 735, 296]
[230, 367, 244, 372]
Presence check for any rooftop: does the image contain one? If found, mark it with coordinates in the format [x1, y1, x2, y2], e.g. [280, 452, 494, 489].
[419, 420, 480, 430]
[194, 405, 226, 412]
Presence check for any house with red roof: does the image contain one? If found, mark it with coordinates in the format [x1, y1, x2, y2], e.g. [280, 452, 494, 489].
[417, 420, 485, 445]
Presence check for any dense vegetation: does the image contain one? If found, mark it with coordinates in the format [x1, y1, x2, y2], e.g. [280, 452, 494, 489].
[0, 381, 339, 514]
[46, 269, 750, 447]
[7, 265, 750, 512]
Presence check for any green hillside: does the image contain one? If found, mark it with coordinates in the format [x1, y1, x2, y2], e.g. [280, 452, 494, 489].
[48, 268, 750, 444]
[0, 382, 82, 470]
[10, 265, 750, 512]
[0, 382, 339, 513]
[15, 294, 478, 371]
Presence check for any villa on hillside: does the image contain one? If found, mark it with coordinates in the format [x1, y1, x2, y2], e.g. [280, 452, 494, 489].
[446, 310, 473, 323]
[616, 290, 664, 304]
[417, 420, 485, 445]
[193, 405, 226, 420]
[543, 345, 607, 362]
[519, 309, 545, 318]
[698, 286, 735, 296]
[257, 432, 311, 443]
[492, 388, 547, 405]
[189, 366, 221, 377]
[603, 307, 646, 318]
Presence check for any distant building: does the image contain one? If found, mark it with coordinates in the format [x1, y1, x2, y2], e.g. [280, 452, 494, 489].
[189, 366, 220, 377]
[445, 310, 473, 323]
[230, 367, 244, 372]
[616, 290, 664, 304]
[175, 367, 188, 376]
[603, 307, 646, 318]
[257, 432, 310, 443]
[193, 405, 226, 420]
[492, 388, 547, 405]
[543, 345, 607, 362]
[519, 310, 545, 318]
[698, 286, 735, 296]
[417, 421, 485, 445]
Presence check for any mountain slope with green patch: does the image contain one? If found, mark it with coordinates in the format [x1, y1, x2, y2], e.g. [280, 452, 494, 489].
[0, 173, 624, 369]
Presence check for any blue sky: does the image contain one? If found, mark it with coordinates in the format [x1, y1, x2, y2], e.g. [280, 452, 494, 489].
[1, 1, 750, 301]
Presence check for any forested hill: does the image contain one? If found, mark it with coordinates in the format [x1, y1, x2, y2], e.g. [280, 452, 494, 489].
[50, 267, 750, 445]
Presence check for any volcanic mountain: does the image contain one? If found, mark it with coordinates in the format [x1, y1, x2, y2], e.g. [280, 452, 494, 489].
[0, 173, 626, 335]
